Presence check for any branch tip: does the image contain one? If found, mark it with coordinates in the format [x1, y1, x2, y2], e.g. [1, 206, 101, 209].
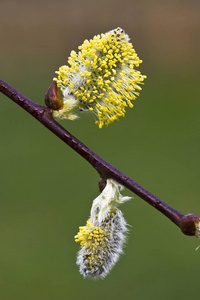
[180, 214, 200, 237]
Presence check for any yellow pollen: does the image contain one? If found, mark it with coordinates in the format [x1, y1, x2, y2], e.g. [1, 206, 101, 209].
[75, 220, 106, 247]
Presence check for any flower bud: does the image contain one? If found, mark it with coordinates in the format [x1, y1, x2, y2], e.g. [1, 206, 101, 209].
[45, 81, 63, 110]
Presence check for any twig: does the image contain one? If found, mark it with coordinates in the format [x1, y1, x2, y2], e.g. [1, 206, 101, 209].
[0, 78, 200, 237]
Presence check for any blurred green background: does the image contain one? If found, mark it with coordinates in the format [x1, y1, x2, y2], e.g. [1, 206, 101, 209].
[1, 0, 200, 299]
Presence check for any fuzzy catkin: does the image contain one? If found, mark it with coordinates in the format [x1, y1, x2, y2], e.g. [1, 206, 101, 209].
[76, 209, 127, 279]
[75, 179, 131, 279]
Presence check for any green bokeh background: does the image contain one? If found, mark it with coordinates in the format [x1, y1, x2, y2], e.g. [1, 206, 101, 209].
[1, 0, 200, 299]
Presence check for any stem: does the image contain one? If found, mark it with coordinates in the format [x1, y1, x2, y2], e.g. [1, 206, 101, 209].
[0, 78, 198, 235]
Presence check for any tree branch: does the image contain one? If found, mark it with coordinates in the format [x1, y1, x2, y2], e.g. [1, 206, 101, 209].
[1, 78, 200, 237]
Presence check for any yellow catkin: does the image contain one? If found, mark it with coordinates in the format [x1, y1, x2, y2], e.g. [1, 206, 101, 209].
[54, 27, 146, 128]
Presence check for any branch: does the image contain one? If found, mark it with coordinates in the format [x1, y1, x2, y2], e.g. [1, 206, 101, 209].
[0, 78, 200, 237]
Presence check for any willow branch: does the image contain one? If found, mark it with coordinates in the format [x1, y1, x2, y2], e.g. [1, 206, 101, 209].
[0, 78, 200, 237]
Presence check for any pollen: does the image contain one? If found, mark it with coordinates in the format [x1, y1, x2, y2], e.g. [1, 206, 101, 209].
[53, 27, 146, 128]
[74, 220, 105, 247]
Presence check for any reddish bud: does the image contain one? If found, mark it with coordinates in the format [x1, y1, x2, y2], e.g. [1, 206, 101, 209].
[45, 81, 63, 110]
